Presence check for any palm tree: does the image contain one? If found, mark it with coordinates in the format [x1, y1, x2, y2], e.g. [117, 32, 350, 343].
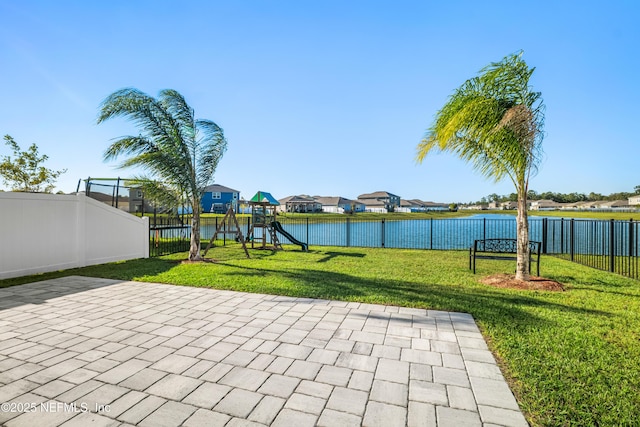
[416, 52, 544, 280]
[97, 88, 227, 261]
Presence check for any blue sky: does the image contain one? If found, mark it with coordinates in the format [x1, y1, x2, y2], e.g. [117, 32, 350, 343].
[1, 0, 638, 203]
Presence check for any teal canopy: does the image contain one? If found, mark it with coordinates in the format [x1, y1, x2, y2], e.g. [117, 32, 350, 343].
[249, 191, 280, 206]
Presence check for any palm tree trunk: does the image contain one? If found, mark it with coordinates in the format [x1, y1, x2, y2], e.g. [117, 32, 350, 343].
[189, 202, 203, 261]
[515, 195, 530, 281]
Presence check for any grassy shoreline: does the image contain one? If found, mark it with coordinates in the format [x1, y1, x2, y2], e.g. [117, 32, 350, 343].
[2, 245, 639, 425]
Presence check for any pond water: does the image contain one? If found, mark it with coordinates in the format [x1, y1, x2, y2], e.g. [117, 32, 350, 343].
[158, 213, 637, 258]
[244, 214, 545, 250]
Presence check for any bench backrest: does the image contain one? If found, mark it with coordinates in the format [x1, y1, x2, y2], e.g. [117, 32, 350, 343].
[474, 239, 541, 254]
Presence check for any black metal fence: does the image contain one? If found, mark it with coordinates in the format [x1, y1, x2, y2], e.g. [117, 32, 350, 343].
[149, 216, 639, 280]
[150, 218, 191, 256]
[543, 218, 638, 279]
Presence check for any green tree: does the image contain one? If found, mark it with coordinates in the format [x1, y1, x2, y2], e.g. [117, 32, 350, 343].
[97, 88, 227, 261]
[487, 193, 500, 203]
[416, 52, 544, 281]
[0, 135, 67, 193]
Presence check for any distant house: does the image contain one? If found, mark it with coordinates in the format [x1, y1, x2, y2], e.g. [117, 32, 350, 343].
[628, 195, 640, 206]
[500, 201, 518, 210]
[398, 200, 415, 213]
[562, 200, 632, 211]
[128, 188, 144, 213]
[576, 201, 599, 209]
[358, 191, 401, 213]
[80, 189, 130, 212]
[596, 200, 630, 210]
[530, 199, 563, 211]
[570, 200, 593, 210]
[560, 201, 585, 210]
[314, 196, 365, 214]
[202, 184, 239, 213]
[460, 204, 488, 210]
[422, 201, 449, 211]
[359, 199, 389, 213]
[237, 198, 252, 214]
[128, 187, 155, 214]
[399, 199, 448, 212]
[278, 195, 322, 213]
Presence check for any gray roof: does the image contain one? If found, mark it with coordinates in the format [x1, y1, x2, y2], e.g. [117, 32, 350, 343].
[599, 200, 629, 207]
[563, 201, 588, 207]
[358, 191, 400, 200]
[279, 195, 318, 204]
[313, 196, 362, 206]
[401, 199, 448, 208]
[360, 199, 387, 207]
[400, 199, 421, 207]
[422, 201, 449, 207]
[204, 184, 240, 194]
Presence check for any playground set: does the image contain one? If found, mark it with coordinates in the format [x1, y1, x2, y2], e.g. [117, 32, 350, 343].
[203, 191, 308, 258]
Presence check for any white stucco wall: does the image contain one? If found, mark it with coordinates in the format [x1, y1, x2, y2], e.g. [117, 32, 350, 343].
[0, 192, 149, 280]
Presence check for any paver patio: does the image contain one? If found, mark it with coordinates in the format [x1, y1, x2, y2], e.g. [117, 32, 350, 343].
[0, 276, 528, 426]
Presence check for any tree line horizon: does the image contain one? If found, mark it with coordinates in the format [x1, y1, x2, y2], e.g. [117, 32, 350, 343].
[469, 186, 640, 206]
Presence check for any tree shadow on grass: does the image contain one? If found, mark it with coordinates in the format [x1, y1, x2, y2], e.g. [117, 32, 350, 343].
[213, 262, 612, 330]
[313, 250, 367, 263]
[550, 272, 640, 299]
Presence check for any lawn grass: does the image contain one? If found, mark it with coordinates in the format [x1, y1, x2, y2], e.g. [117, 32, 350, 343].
[529, 210, 640, 220]
[2, 245, 639, 425]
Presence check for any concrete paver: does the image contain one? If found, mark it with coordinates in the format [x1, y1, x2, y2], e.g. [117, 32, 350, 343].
[0, 276, 528, 426]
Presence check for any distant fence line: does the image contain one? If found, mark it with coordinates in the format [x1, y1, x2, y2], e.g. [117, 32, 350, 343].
[149, 216, 639, 280]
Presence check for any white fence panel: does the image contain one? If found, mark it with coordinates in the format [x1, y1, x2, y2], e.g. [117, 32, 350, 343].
[0, 192, 149, 280]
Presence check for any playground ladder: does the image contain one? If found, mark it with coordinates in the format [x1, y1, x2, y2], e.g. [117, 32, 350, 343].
[268, 225, 282, 249]
[203, 208, 250, 258]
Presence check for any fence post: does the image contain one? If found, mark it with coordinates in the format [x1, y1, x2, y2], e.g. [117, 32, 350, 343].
[629, 219, 634, 276]
[483, 218, 486, 242]
[542, 218, 548, 254]
[346, 217, 351, 247]
[115, 177, 120, 209]
[430, 218, 433, 250]
[630, 219, 635, 257]
[381, 219, 385, 248]
[610, 219, 615, 273]
[570, 219, 575, 262]
[306, 217, 309, 247]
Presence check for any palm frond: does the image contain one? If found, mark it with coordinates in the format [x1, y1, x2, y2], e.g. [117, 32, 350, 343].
[417, 52, 544, 193]
[98, 88, 228, 260]
[194, 119, 227, 191]
[103, 136, 157, 163]
[127, 176, 183, 210]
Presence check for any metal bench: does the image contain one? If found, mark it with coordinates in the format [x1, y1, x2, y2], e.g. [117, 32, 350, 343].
[469, 238, 541, 276]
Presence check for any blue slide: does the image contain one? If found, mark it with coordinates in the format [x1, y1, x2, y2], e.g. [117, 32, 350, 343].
[271, 221, 308, 251]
